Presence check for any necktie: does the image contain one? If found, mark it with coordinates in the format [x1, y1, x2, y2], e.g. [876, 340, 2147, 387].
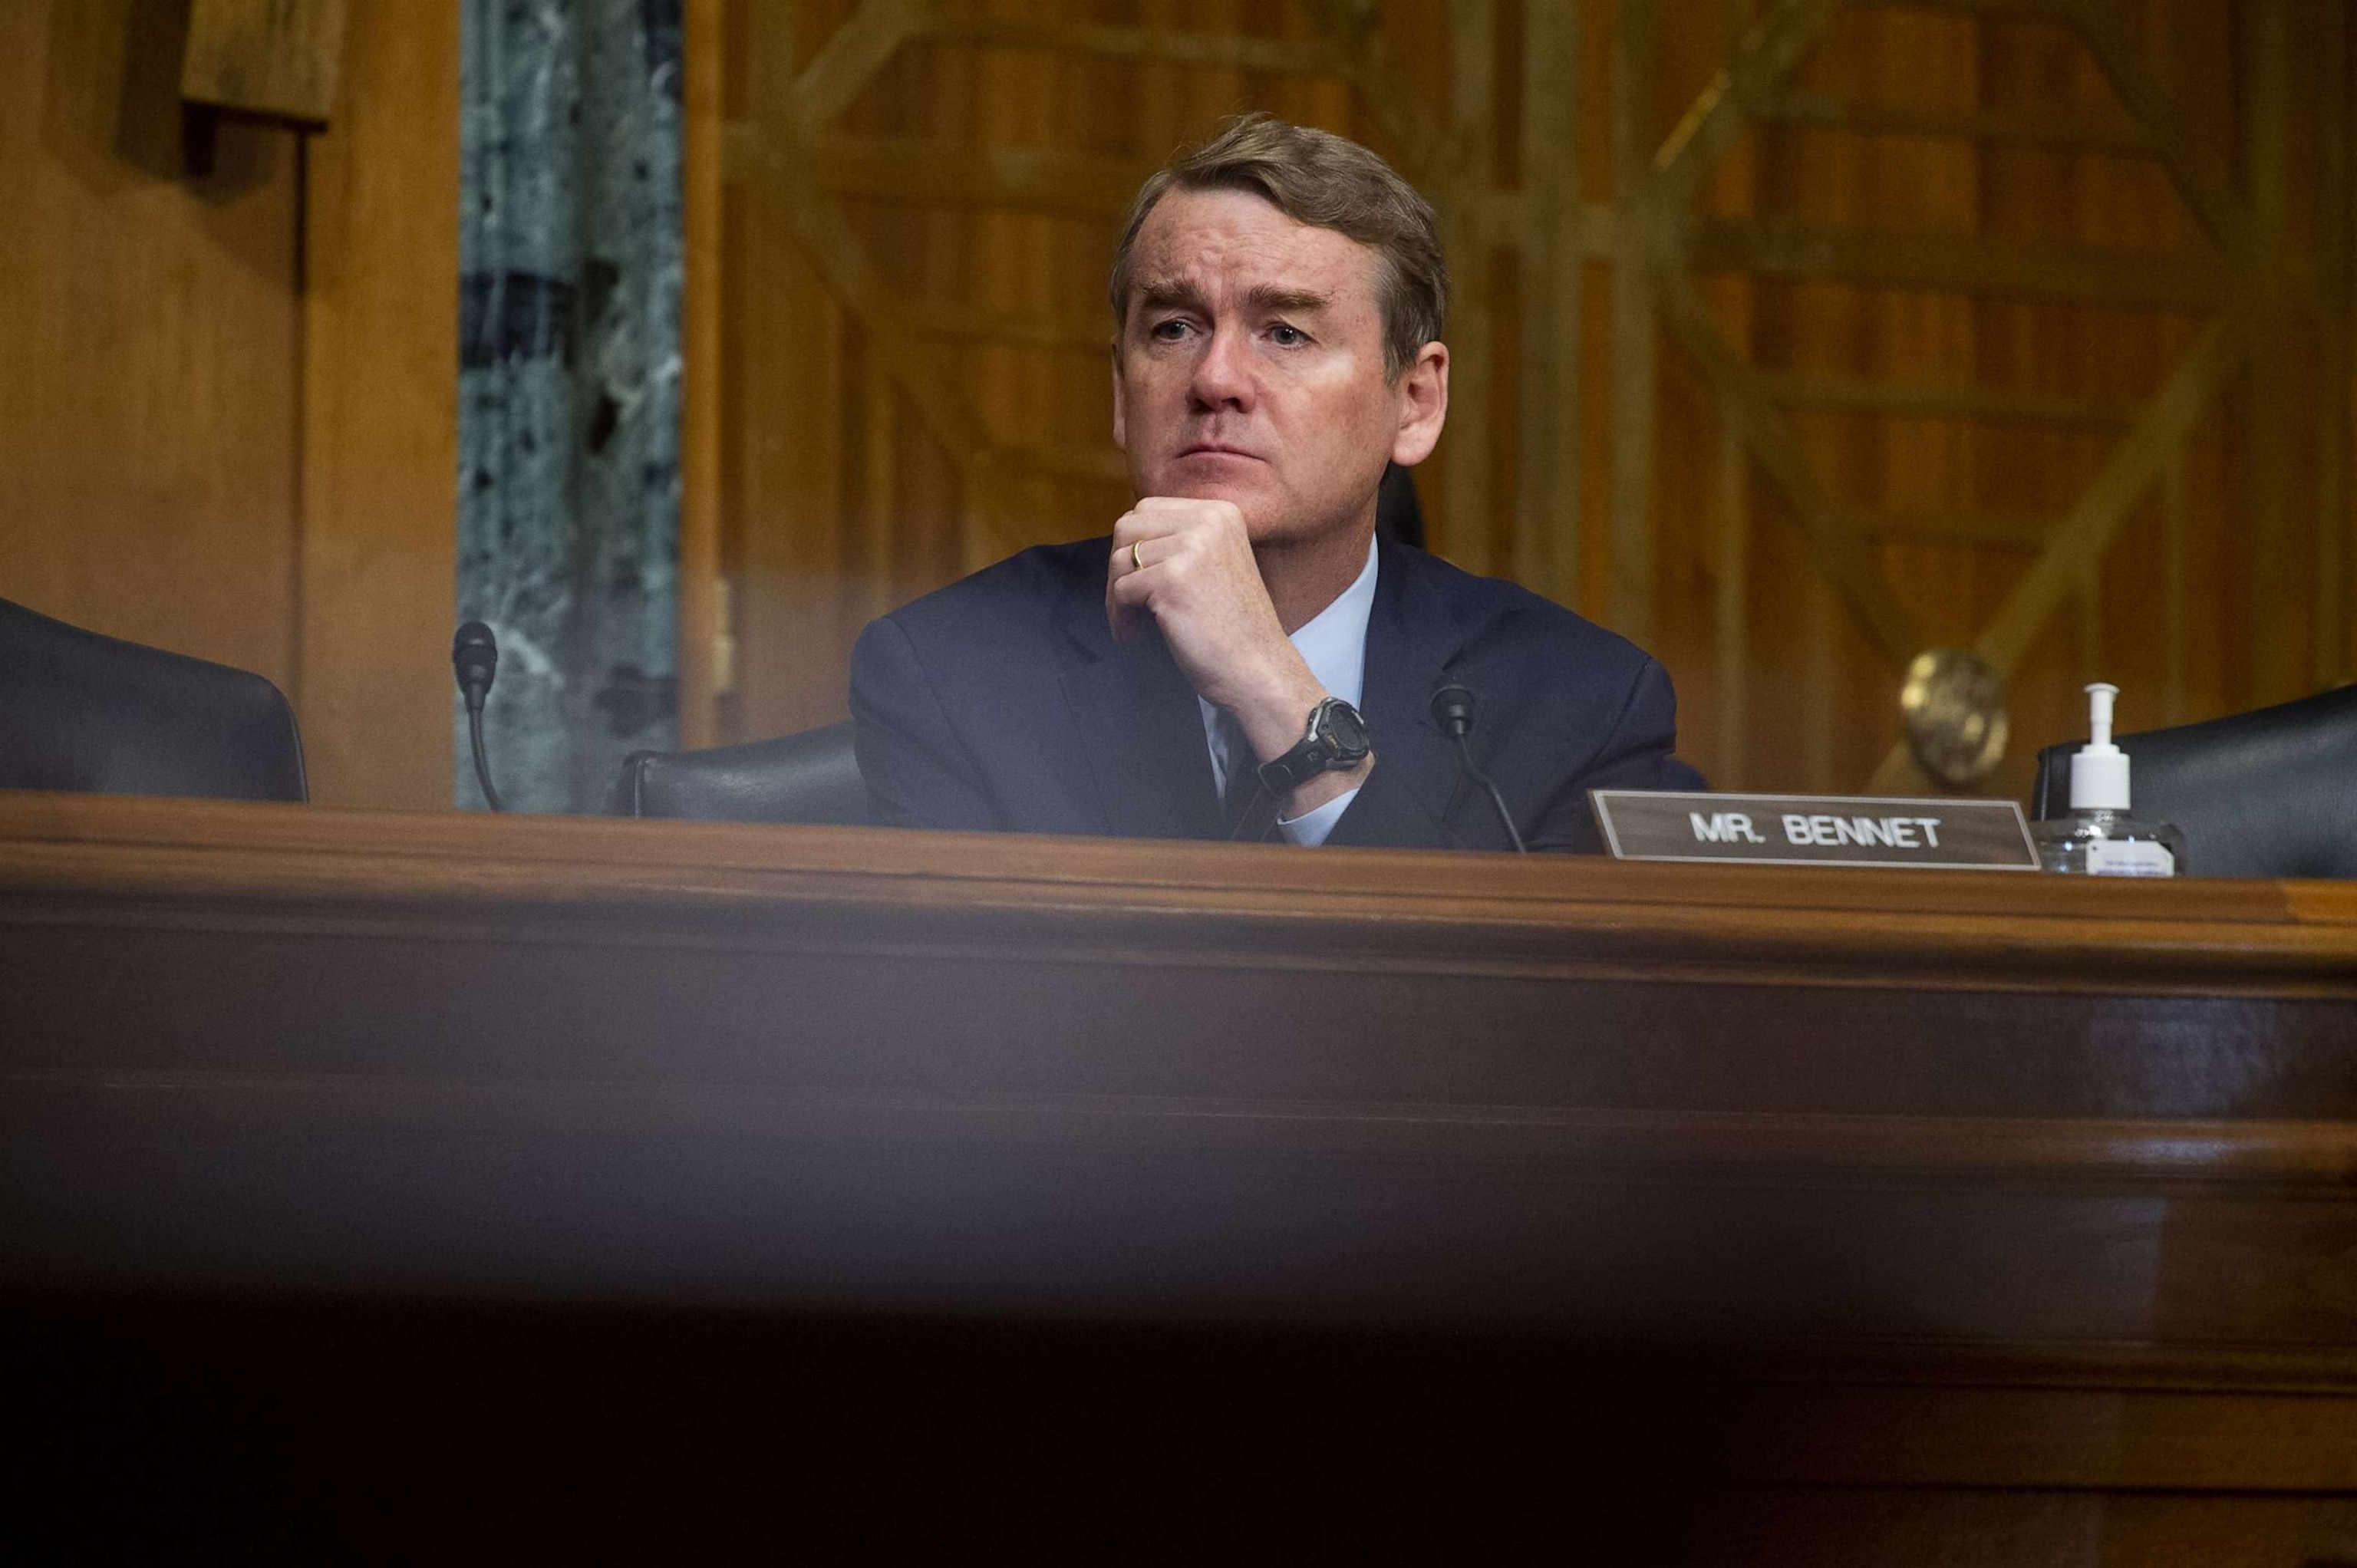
[1215, 710, 1277, 841]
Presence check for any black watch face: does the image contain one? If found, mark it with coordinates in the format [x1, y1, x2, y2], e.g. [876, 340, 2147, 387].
[1319, 701, 1370, 756]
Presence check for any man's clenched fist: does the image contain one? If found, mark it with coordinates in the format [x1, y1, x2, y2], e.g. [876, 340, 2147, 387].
[1108, 497, 1371, 815]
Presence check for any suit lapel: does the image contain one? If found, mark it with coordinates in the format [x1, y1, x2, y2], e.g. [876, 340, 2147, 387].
[1361, 538, 1473, 828]
[1056, 568, 1225, 839]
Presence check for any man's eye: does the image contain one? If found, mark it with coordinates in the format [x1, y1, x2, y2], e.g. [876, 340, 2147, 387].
[1149, 318, 1190, 341]
[1269, 323, 1308, 348]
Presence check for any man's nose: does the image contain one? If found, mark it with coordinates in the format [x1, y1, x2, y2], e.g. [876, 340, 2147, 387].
[1188, 324, 1255, 411]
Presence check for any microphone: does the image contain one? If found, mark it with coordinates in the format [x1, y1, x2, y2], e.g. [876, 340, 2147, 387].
[1430, 684, 1525, 854]
[451, 621, 507, 813]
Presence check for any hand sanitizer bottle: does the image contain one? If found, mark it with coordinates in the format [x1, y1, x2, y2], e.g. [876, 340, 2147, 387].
[2032, 684, 2189, 876]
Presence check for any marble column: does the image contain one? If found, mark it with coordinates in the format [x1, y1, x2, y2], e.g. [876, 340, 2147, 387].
[457, 0, 683, 812]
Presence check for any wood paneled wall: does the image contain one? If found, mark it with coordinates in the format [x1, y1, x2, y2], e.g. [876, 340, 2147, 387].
[0, 0, 455, 810]
[295, 0, 457, 810]
[703, 0, 2357, 800]
[2, 0, 304, 692]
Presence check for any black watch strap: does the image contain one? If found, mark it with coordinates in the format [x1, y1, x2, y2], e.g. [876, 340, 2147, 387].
[1255, 698, 1372, 795]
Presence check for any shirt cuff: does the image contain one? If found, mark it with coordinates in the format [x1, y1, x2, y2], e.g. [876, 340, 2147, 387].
[1277, 786, 1360, 847]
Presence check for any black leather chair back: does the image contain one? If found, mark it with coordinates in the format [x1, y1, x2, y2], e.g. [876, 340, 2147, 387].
[1376, 460, 1425, 550]
[2031, 684, 2357, 878]
[616, 722, 869, 825]
[1, 595, 307, 802]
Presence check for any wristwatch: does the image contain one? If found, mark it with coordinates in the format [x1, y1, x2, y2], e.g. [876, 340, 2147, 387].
[1255, 697, 1373, 795]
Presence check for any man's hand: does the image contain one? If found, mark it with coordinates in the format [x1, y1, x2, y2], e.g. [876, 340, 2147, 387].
[1108, 498, 1371, 817]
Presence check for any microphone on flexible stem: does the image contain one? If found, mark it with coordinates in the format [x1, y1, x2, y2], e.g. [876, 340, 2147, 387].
[451, 621, 507, 813]
[1430, 684, 1526, 854]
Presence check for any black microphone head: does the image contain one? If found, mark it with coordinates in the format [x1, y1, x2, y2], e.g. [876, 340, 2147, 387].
[1430, 684, 1478, 738]
[453, 621, 499, 700]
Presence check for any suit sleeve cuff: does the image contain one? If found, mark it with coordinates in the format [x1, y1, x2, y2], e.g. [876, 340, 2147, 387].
[1277, 786, 1360, 847]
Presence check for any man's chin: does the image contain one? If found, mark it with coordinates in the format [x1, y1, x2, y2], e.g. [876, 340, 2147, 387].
[1137, 473, 1257, 513]
[1149, 470, 1254, 499]
[1134, 469, 1347, 545]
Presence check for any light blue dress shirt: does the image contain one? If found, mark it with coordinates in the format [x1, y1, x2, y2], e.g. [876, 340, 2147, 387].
[1198, 533, 1378, 847]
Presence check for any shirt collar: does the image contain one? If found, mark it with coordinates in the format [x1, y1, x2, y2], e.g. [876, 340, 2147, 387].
[1287, 530, 1379, 710]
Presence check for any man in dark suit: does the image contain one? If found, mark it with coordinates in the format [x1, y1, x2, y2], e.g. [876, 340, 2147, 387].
[853, 114, 1687, 852]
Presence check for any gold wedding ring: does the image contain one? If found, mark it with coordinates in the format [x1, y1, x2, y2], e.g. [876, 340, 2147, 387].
[1129, 541, 1144, 572]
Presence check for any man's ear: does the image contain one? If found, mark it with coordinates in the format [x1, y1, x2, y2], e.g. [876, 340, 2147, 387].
[1110, 348, 1127, 451]
[1390, 341, 1449, 467]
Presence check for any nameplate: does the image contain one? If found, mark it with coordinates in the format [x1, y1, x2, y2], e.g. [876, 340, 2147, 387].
[1590, 790, 2039, 869]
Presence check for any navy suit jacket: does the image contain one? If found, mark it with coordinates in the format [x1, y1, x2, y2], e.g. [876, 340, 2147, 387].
[851, 535, 1689, 852]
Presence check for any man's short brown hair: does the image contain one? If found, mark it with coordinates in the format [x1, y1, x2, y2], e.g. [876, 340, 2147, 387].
[1109, 114, 1448, 380]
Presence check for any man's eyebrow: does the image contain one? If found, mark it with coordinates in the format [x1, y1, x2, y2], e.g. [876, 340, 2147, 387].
[1133, 278, 1206, 313]
[1129, 280, 1335, 316]
[1243, 285, 1332, 316]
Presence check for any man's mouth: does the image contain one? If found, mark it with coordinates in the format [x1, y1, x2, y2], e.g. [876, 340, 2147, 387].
[1178, 442, 1258, 460]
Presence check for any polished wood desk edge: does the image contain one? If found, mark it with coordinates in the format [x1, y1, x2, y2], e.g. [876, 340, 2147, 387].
[2, 794, 2354, 996]
[1743, 1336, 2357, 1395]
[10, 1069, 2349, 1185]
[5, 791, 2346, 921]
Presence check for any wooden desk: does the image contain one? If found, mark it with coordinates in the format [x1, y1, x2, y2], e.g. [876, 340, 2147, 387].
[3, 793, 2352, 1559]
